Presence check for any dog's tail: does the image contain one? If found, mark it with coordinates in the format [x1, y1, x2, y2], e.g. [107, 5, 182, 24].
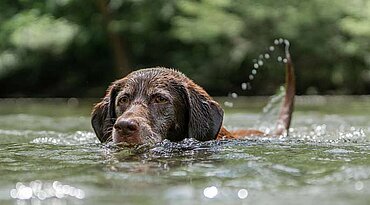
[273, 40, 295, 136]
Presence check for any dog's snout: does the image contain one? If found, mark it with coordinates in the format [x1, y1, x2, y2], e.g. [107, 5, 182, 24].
[114, 119, 139, 135]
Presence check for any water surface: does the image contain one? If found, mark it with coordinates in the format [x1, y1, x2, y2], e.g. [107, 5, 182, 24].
[0, 96, 369, 205]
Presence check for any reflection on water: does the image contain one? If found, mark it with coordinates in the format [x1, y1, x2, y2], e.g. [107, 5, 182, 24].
[0, 97, 369, 205]
[203, 186, 218, 198]
[10, 180, 85, 201]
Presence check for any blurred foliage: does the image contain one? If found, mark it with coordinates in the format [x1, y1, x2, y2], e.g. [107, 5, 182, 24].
[0, 0, 369, 97]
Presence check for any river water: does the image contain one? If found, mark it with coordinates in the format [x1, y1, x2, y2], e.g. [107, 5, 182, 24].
[0, 96, 369, 205]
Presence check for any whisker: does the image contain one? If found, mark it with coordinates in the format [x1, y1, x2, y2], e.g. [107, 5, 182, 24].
[103, 132, 113, 142]
[103, 126, 113, 133]
[106, 135, 113, 142]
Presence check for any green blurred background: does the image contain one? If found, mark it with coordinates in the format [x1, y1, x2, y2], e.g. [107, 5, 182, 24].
[0, 0, 369, 97]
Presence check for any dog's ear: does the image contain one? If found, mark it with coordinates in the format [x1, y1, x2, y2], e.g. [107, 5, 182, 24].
[91, 84, 120, 142]
[186, 83, 224, 141]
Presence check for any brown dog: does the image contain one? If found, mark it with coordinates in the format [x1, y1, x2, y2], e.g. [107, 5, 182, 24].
[91, 50, 295, 146]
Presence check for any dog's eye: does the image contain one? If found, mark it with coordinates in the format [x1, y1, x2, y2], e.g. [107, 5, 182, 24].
[118, 95, 130, 104]
[154, 96, 168, 104]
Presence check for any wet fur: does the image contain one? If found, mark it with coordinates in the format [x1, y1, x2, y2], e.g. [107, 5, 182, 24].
[92, 68, 224, 145]
[92, 51, 295, 145]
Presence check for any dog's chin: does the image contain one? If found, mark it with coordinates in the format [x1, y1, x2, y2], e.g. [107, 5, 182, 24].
[112, 130, 161, 147]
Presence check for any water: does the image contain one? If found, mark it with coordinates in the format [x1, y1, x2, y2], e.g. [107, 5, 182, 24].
[0, 96, 369, 205]
[240, 38, 290, 94]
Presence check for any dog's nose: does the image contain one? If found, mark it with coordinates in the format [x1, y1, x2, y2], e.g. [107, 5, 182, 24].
[114, 119, 139, 135]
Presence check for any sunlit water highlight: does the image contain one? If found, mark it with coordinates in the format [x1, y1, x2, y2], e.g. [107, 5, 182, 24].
[0, 96, 369, 205]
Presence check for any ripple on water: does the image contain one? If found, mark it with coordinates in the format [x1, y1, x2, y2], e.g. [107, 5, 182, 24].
[31, 131, 99, 145]
[0, 129, 99, 145]
[324, 148, 354, 154]
[0, 114, 91, 132]
[272, 164, 300, 175]
[306, 166, 370, 186]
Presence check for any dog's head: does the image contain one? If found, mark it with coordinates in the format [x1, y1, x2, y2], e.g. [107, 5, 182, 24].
[91, 67, 224, 146]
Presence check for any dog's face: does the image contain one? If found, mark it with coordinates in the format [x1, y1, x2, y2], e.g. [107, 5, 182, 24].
[111, 69, 190, 145]
[91, 68, 224, 146]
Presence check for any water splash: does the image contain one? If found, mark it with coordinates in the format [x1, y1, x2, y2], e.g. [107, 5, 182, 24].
[107, 122, 368, 162]
[225, 38, 293, 133]
[238, 38, 290, 94]
[224, 101, 234, 108]
[256, 86, 286, 133]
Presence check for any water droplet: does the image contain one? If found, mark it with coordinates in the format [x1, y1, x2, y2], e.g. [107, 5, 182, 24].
[277, 56, 283, 62]
[264, 53, 270, 59]
[252, 69, 257, 75]
[264, 128, 271, 134]
[10, 189, 17, 199]
[203, 186, 218, 198]
[16, 182, 23, 189]
[279, 38, 284, 44]
[242, 82, 252, 90]
[238, 189, 249, 199]
[355, 181, 364, 191]
[283, 58, 288, 63]
[253, 63, 259, 69]
[249, 75, 254, 80]
[258, 60, 263, 66]
[224, 101, 234, 108]
[241, 83, 247, 90]
[269, 46, 275, 51]
[259, 54, 263, 59]
[231, 92, 238, 98]
[284, 39, 290, 46]
[37, 191, 47, 200]
[75, 189, 85, 199]
[53, 181, 62, 189]
[18, 186, 33, 200]
[274, 39, 279, 45]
